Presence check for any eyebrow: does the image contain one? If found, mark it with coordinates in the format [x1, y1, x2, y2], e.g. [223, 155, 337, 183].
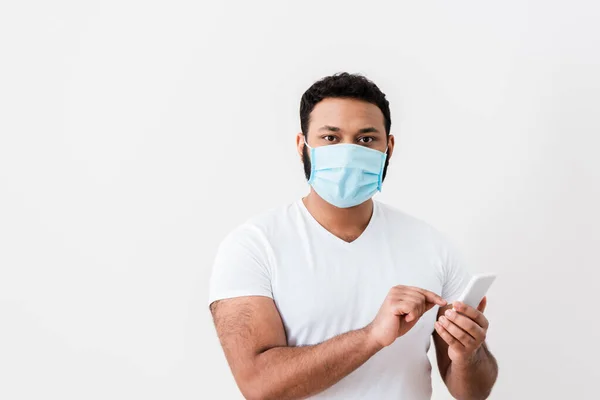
[317, 125, 381, 134]
[357, 127, 380, 134]
[318, 125, 341, 132]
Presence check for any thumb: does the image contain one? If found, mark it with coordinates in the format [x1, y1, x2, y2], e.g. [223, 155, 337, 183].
[477, 296, 487, 313]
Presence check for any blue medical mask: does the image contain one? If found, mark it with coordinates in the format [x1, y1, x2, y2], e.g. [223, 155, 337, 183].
[304, 140, 388, 208]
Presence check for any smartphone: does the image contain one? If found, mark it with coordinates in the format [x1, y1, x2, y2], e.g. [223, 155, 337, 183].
[455, 273, 496, 309]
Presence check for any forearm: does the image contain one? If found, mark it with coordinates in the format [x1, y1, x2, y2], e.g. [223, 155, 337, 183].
[444, 343, 498, 400]
[246, 324, 381, 400]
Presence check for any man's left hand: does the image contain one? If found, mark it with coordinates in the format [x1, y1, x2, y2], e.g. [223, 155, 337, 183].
[434, 296, 489, 366]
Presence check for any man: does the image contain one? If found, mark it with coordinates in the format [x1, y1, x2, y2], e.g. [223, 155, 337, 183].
[208, 72, 498, 399]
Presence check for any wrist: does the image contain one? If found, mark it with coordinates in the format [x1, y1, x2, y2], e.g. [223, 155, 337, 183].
[453, 346, 485, 370]
[362, 323, 384, 353]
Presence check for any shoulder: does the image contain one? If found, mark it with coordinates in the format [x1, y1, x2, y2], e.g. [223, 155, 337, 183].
[219, 200, 300, 248]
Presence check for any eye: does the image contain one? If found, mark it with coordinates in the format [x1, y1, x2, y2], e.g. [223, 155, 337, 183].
[358, 136, 375, 144]
[323, 135, 338, 142]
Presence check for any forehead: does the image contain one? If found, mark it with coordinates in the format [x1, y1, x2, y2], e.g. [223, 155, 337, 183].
[308, 98, 385, 133]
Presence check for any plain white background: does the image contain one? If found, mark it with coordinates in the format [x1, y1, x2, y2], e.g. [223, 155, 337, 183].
[1, 1, 599, 399]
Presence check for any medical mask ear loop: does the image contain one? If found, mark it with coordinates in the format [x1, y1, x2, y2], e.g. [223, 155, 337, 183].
[377, 147, 388, 191]
[303, 138, 316, 184]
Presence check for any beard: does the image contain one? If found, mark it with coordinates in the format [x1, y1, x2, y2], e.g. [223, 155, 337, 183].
[302, 144, 390, 182]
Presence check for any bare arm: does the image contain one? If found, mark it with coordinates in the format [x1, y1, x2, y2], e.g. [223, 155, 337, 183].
[210, 296, 381, 400]
[210, 286, 447, 400]
[433, 298, 498, 400]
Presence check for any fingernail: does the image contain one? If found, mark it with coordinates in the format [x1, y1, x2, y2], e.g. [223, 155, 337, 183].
[439, 316, 447, 324]
[445, 309, 455, 318]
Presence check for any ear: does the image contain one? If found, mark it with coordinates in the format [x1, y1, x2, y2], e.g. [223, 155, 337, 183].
[386, 134, 395, 159]
[296, 132, 305, 160]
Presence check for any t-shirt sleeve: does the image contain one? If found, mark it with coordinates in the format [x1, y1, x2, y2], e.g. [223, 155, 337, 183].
[208, 224, 274, 307]
[440, 237, 473, 304]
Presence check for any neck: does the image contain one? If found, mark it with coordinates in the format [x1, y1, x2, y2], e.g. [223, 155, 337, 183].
[302, 189, 374, 232]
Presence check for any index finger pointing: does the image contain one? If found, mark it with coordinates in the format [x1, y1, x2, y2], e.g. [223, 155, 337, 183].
[411, 287, 447, 306]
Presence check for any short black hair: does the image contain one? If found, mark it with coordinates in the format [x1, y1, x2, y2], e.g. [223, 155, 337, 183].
[299, 72, 391, 136]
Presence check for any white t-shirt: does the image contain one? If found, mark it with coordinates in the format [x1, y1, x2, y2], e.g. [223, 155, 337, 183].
[208, 199, 472, 399]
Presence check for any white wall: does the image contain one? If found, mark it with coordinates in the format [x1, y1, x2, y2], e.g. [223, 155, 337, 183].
[1, 1, 599, 399]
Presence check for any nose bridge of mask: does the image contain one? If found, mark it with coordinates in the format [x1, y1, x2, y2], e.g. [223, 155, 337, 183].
[310, 144, 387, 174]
[304, 138, 388, 157]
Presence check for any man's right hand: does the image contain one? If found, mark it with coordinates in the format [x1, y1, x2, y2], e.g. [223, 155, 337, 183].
[367, 286, 447, 348]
